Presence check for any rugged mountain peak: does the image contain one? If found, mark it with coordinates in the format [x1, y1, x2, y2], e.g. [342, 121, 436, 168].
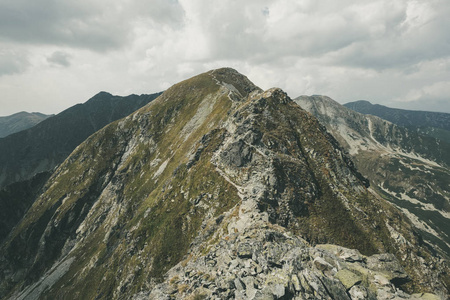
[257, 87, 292, 104]
[208, 68, 262, 101]
[0, 70, 448, 299]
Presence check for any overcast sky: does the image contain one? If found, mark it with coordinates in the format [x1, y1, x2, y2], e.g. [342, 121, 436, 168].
[1, 0, 449, 116]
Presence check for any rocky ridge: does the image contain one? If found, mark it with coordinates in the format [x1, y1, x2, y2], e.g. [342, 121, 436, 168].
[0, 69, 448, 299]
[137, 85, 448, 300]
[144, 222, 441, 300]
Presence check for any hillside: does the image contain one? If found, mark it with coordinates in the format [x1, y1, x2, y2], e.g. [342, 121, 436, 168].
[296, 95, 450, 260]
[0, 172, 51, 244]
[0, 69, 447, 300]
[0, 91, 161, 189]
[0, 112, 52, 138]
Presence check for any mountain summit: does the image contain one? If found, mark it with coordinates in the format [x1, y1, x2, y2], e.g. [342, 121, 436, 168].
[0, 69, 448, 299]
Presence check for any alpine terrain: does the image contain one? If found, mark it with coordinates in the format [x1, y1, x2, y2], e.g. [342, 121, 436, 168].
[296, 95, 450, 261]
[0, 69, 448, 300]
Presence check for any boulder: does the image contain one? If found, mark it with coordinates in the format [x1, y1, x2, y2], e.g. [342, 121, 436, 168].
[335, 269, 362, 289]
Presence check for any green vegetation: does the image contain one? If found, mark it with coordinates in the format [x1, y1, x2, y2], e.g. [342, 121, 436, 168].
[5, 71, 241, 299]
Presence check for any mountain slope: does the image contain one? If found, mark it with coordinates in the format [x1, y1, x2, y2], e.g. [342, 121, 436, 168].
[296, 95, 450, 259]
[0, 112, 52, 138]
[0, 69, 448, 299]
[344, 100, 450, 142]
[0, 172, 51, 244]
[0, 91, 161, 189]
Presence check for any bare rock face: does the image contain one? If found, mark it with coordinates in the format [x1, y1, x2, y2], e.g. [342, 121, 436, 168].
[0, 69, 448, 299]
[220, 140, 253, 167]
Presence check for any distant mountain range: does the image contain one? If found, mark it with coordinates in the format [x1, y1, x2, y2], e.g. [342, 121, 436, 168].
[0, 112, 52, 138]
[296, 95, 450, 260]
[344, 100, 450, 141]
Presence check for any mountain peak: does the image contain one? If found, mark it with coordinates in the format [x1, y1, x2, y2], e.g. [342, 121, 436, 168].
[86, 91, 114, 103]
[0, 71, 448, 299]
[210, 66, 240, 74]
[352, 100, 372, 105]
[209, 67, 262, 98]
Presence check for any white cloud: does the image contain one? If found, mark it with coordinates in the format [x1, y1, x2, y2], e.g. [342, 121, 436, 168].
[47, 51, 71, 67]
[1, 0, 450, 116]
[0, 0, 183, 51]
[399, 81, 450, 103]
[0, 48, 30, 76]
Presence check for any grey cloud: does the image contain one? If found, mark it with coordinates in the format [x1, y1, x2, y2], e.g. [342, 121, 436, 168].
[332, 26, 450, 71]
[182, 1, 369, 64]
[329, 3, 450, 70]
[0, 0, 122, 51]
[133, 0, 184, 25]
[180, 1, 272, 61]
[0, 49, 29, 76]
[0, 0, 183, 51]
[1, 0, 450, 115]
[191, 0, 450, 72]
[47, 51, 71, 67]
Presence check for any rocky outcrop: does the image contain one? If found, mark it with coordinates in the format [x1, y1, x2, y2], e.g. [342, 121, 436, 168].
[141, 224, 441, 300]
[136, 86, 448, 300]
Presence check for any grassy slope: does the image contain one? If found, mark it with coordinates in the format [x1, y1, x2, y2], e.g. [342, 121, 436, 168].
[0, 72, 244, 299]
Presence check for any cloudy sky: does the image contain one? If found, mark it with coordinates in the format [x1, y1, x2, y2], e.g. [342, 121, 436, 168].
[1, 0, 449, 116]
